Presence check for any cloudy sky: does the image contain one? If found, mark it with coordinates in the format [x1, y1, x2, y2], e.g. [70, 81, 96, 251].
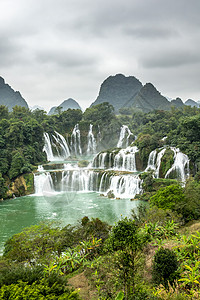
[1, 0, 200, 112]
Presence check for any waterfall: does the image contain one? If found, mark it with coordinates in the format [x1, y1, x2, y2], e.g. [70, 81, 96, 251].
[154, 148, 166, 178]
[34, 167, 141, 199]
[165, 148, 190, 182]
[34, 172, 53, 196]
[113, 146, 138, 171]
[37, 165, 44, 172]
[91, 146, 138, 171]
[117, 125, 133, 148]
[145, 150, 157, 171]
[87, 124, 97, 155]
[61, 170, 99, 192]
[43, 132, 70, 161]
[109, 174, 141, 198]
[43, 133, 54, 161]
[70, 124, 82, 156]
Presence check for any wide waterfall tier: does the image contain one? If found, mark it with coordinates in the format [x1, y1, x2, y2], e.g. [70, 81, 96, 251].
[117, 125, 134, 148]
[145, 147, 189, 182]
[92, 146, 138, 172]
[34, 169, 142, 199]
[70, 124, 82, 156]
[87, 124, 97, 155]
[43, 131, 70, 161]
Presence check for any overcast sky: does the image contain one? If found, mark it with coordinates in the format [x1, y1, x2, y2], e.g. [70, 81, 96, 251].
[1, 0, 200, 112]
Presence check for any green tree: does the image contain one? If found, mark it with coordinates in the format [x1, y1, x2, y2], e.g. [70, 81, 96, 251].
[0, 105, 9, 120]
[0, 173, 7, 198]
[106, 218, 146, 299]
[83, 102, 115, 126]
[3, 223, 65, 264]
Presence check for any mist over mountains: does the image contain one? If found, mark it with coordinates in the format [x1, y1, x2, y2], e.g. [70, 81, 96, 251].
[0, 74, 199, 113]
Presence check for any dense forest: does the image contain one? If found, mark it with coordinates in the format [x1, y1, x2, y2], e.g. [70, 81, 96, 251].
[0, 103, 200, 299]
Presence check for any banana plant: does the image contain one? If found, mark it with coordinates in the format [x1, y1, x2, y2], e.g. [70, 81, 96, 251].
[179, 261, 200, 290]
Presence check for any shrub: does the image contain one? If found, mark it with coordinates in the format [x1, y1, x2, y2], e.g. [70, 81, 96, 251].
[152, 247, 179, 289]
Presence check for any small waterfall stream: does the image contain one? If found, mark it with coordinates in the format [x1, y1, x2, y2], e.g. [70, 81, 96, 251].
[117, 125, 134, 148]
[145, 150, 157, 171]
[43, 131, 70, 161]
[71, 124, 82, 156]
[87, 124, 97, 155]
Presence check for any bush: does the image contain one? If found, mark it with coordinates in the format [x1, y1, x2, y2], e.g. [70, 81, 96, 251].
[0, 278, 81, 299]
[150, 185, 184, 210]
[152, 247, 179, 289]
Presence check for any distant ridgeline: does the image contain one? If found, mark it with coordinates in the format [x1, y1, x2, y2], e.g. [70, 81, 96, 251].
[91, 74, 199, 113]
[0, 77, 28, 111]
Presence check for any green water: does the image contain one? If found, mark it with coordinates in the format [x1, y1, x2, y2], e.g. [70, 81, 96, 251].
[0, 192, 141, 254]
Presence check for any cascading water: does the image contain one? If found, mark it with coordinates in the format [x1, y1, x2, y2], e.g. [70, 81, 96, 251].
[53, 131, 70, 158]
[34, 172, 53, 196]
[113, 146, 138, 171]
[92, 146, 138, 172]
[117, 125, 134, 148]
[109, 174, 141, 198]
[71, 124, 82, 156]
[43, 131, 70, 161]
[165, 148, 189, 182]
[87, 124, 97, 155]
[43, 133, 54, 161]
[145, 150, 157, 171]
[154, 148, 166, 178]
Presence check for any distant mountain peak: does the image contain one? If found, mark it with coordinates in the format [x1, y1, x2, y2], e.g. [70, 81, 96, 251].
[0, 76, 28, 111]
[48, 98, 82, 115]
[91, 73, 143, 111]
[185, 99, 199, 107]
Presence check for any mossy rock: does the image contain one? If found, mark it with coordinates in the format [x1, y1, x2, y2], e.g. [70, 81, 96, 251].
[6, 173, 34, 198]
[78, 160, 89, 168]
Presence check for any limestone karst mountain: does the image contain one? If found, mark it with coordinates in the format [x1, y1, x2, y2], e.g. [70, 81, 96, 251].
[127, 83, 171, 112]
[90, 74, 143, 111]
[171, 97, 184, 108]
[185, 99, 199, 107]
[48, 98, 82, 115]
[0, 76, 28, 111]
[91, 74, 173, 113]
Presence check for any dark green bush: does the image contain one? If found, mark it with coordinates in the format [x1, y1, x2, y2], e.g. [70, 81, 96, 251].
[152, 247, 179, 289]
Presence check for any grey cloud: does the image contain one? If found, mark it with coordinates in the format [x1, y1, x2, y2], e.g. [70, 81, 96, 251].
[36, 49, 98, 69]
[0, 0, 200, 110]
[124, 26, 179, 40]
[142, 50, 200, 69]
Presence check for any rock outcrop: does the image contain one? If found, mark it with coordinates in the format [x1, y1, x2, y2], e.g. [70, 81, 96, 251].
[0, 77, 28, 111]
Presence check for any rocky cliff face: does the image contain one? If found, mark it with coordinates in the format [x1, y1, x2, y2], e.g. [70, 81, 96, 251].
[0, 77, 28, 111]
[48, 98, 82, 115]
[90, 74, 143, 111]
[6, 173, 34, 198]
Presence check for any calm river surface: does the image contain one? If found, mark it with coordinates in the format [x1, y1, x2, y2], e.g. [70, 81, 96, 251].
[0, 192, 141, 254]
